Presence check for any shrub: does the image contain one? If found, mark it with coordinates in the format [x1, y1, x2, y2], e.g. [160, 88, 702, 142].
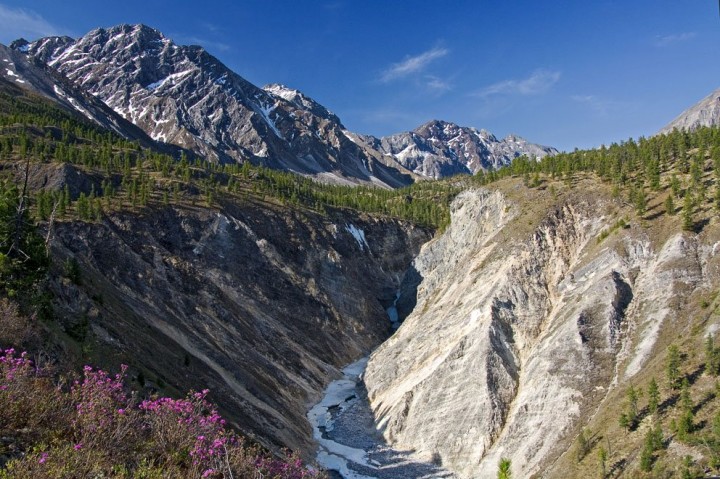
[0, 348, 71, 437]
[0, 350, 325, 478]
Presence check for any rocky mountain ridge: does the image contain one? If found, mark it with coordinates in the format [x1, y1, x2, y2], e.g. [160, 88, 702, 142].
[0, 42, 162, 148]
[366, 119, 557, 179]
[16, 24, 413, 188]
[4, 24, 554, 185]
[660, 87, 720, 134]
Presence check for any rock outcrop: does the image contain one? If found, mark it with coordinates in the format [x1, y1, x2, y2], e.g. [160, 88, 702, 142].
[659, 87, 720, 134]
[364, 185, 718, 477]
[47, 196, 430, 455]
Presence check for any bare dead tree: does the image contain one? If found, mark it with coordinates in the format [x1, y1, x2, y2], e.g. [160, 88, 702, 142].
[44, 198, 60, 254]
[8, 155, 31, 261]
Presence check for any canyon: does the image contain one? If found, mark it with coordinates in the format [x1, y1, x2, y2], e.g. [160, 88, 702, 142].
[2, 20, 720, 478]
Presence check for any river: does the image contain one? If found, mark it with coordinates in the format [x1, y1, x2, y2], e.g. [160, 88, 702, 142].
[307, 357, 455, 479]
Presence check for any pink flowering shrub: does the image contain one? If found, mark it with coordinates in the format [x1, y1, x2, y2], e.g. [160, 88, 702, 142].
[0, 348, 36, 428]
[69, 365, 141, 463]
[0, 348, 33, 384]
[0, 351, 326, 478]
[138, 389, 238, 476]
[0, 348, 70, 437]
[256, 450, 326, 479]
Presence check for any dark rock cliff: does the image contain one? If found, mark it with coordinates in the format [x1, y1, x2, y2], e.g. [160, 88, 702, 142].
[46, 198, 431, 454]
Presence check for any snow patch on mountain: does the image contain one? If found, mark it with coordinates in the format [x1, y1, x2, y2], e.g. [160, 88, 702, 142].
[374, 120, 557, 179]
[256, 100, 283, 139]
[346, 224, 370, 252]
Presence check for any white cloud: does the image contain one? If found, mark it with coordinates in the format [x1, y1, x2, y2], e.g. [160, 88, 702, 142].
[186, 36, 230, 52]
[360, 108, 419, 126]
[571, 94, 609, 114]
[199, 22, 221, 33]
[476, 69, 561, 98]
[425, 75, 452, 92]
[654, 32, 696, 47]
[380, 47, 448, 82]
[571, 94, 628, 116]
[324, 1, 347, 10]
[170, 33, 230, 52]
[0, 4, 69, 43]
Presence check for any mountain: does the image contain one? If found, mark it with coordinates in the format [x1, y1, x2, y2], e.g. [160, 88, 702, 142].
[0, 41, 163, 147]
[0, 85, 433, 457]
[3, 63, 720, 478]
[659, 87, 720, 134]
[8, 24, 556, 186]
[20, 24, 414, 188]
[366, 120, 557, 179]
[365, 175, 720, 477]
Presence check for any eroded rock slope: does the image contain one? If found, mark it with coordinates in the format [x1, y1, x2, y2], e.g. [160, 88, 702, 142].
[660, 87, 720, 134]
[364, 184, 720, 477]
[47, 197, 430, 455]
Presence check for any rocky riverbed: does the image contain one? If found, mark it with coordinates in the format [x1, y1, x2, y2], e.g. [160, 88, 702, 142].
[308, 358, 455, 479]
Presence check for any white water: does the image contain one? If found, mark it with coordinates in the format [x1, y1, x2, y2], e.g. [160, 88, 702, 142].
[307, 358, 377, 479]
[307, 340, 454, 478]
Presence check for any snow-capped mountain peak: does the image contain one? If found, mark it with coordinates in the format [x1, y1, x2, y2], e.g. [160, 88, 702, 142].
[7, 23, 556, 185]
[374, 119, 556, 179]
[21, 25, 416, 187]
[263, 83, 341, 125]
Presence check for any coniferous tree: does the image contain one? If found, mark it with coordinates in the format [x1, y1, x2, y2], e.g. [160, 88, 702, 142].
[597, 446, 607, 479]
[639, 446, 653, 472]
[648, 377, 660, 414]
[667, 345, 682, 390]
[639, 425, 663, 472]
[634, 187, 647, 217]
[670, 174, 681, 197]
[690, 158, 702, 186]
[706, 333, 720, 376]
[576, 428, 590, 462]
[627, 385, 641, 426]
[680, 377, 692, 411]
[713, 410, 720, 441]
[664, 194, 675, 216]
[677, 378, 694, 441]
[682, 191, 694, 232]
[497, 458, 511, 479]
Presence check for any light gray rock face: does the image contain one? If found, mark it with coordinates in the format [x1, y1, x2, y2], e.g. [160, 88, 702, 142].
[371, 120, 557, 179]
[660, 87, 720, 134]
[364, 188, 713, 478]
[21, 25, 413, 188]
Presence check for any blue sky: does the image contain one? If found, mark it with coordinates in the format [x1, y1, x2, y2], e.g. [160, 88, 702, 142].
[0, 1, 717, 151]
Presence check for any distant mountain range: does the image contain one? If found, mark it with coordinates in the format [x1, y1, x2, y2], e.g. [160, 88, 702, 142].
[2, 24, 556, 186]
[364, 119, 557, 179]
[660, 87, 720, 134]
